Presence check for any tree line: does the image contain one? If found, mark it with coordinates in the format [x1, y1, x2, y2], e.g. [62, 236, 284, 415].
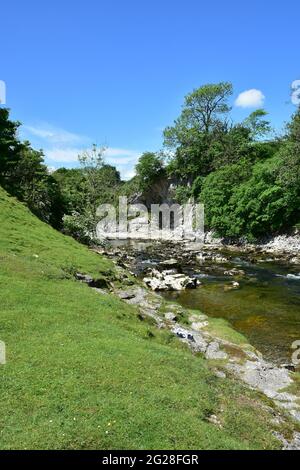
[1, 82, 299, 242]
[133, 82, 300, 240]
[0, 109, 121, 241]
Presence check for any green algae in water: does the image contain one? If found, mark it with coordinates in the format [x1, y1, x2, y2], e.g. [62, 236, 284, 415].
[164, 260, 300, 364]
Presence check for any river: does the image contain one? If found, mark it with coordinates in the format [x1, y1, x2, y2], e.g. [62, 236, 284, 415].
[109, 239, 300, 364]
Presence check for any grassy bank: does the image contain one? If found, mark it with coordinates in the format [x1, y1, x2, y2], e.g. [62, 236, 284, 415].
[0, 187, 292, 449]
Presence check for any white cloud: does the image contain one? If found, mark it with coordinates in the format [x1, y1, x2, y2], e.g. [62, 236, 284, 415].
[22, 122, 140, 180]
[235, 89, 265, 108]
[47, 166, 57, 174]
[122, 168, 136, 180]
[45, 146, 141, 165]
[22, 124, 87, 145]
[45, 147, 82, 163]
[104, 148, 140, 165]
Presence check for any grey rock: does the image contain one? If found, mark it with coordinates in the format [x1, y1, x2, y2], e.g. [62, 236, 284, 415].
[192, 334, 208, 353]
[241, 360, 293, 395]
[275, 432, 300, 450]
[190, 321, 209, 331]
[143, 269, 198, 291]
[159, 258, 179, 268]
[189, 313, 208, 322]
[207, 414, 222, 428]
[164, 312, 177, 322]
[224, 268, 245, 276]
[75, 272, 93, 284]
[206, 341, 228, 360]
[214, 369, 227, 379]
[117, 290, 136, 300]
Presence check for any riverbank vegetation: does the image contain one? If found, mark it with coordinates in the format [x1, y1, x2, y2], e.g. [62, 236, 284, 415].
[1, 186, 293, 449]
[1, 83, 299, 243]
[1, 86, 300, 449]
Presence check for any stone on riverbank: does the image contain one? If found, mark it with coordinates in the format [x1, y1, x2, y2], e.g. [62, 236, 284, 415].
[143, 268, 200, 291]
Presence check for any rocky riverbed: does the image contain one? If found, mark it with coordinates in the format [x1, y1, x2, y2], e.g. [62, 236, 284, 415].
[114, 285, 300, 425]
[94, 239, 300, 365]
[82, 240, 300, 448]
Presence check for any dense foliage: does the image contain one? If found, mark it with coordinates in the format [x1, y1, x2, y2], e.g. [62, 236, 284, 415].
[200, 109, 300, 239]
[0, 109, 123, 241]
[1, 82, 299, 242]
[135, 152, 165, 192]
[159, 83, 300, 240]
[53, 146, 122, 242]
[0, 108, 63, 227]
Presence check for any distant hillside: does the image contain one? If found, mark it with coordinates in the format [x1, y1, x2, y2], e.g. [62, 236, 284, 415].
[0, 186, 284, 449]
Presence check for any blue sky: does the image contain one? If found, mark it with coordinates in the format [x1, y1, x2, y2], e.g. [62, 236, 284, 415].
[1, 0, 299, 178]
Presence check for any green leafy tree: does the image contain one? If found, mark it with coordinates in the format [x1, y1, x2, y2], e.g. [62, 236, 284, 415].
[135, 152, 165, 192]
[243, 109, 272, 139]
[200, 108, 300, 239]
[0, 108, 63, 227]
[60, 145, 122, 242]
[0, 108, 22, 178]
[164, 82, 233, 179]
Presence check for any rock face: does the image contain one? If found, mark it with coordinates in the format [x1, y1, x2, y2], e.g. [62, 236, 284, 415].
[143, 268, 200, 291]
[227, 360, 293, 397]
[259, 234, 300, 255]
[205, 341, 228, 360]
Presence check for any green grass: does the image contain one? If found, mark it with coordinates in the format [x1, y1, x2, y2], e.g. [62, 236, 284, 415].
[0, 188, 292, 449]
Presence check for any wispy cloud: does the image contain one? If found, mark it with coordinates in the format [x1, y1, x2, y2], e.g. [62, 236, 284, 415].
[122, 168, 136, 180]
[45, 146, 141, 166]
[103, 148, 140, 165]
[22, 124, 88, 146]
[45, 147, 82, 163]
[21, 122, 140, 180]
[235, 89, 265, 108]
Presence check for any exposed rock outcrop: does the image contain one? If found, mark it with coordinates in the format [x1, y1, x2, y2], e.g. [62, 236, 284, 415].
[143, 268, 200, 291]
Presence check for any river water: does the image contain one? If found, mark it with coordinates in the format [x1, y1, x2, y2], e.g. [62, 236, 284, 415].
[164, 256, 300, 364]
[109, 240, 300, 364]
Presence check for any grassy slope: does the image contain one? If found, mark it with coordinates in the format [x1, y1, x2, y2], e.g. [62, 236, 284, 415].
[0, 188, 286, 449]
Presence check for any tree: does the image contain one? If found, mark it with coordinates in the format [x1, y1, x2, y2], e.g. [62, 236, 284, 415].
[243, 109, 272, 139]
[163, 83, 233, 179]
[200, 109, 300, 239]
[78, 144, 105, 208]
[61, 145, 123, 243]
[164, 82, 233, 145]
[0, 108, 22, 178]
[287, 106, 300, 143]
[135, 152, 165, 192]
[0, 108, 63, 228]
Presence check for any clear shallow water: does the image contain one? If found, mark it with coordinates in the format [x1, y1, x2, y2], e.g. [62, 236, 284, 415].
[164, 259, 300, 364]
[109, 240, 300, 364]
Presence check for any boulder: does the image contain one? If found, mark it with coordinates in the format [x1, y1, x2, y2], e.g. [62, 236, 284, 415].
[224, 268, 245, 276]
[233, 359, 293, 397]
[159, 258, 179, 268]
[205, 341, 228, 360]
[75, 272, 93, 284]
[164, 312, 178, 322]
[191, 321, 209, 331]
[143, 268, 199, 291]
